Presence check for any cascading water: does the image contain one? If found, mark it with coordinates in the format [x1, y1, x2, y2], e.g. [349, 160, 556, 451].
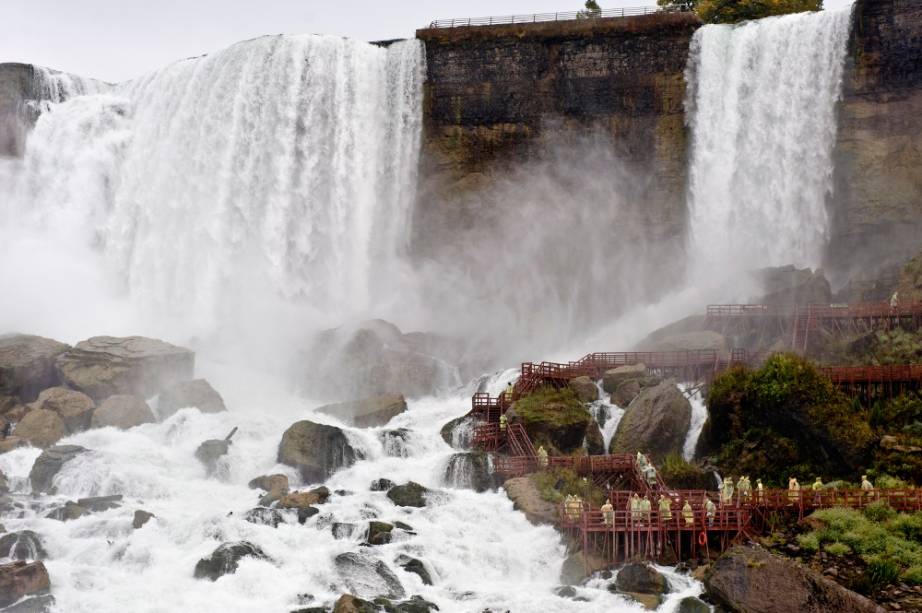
[685, 8, 852, 283]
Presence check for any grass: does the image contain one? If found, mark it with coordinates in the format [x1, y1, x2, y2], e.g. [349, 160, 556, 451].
[531, 467, 606, 506]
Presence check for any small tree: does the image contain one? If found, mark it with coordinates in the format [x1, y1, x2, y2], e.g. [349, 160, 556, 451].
[577, 0, 603, 18]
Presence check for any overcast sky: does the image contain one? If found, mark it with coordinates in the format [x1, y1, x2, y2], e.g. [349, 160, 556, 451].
[4, 0, 855, 82]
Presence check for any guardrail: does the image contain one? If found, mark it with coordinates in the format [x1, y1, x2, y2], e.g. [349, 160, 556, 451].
[427, 6, 676, 29]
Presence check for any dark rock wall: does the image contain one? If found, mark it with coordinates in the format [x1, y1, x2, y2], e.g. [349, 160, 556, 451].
[829, 0, 922, 283]
[0, 63, 38, 157]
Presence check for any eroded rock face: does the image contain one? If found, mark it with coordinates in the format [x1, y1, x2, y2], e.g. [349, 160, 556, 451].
[29, 445, 86, 493]
[157, 378, 226, 418]
[704, 545, 885, 613]
[55, 336, 194, 401]
[316, 395, 407, 428]
[609, 379, 691, 463]
[193, 541, 268, 581]
[13, 409, 65, 448]
[503, 476, 558, 526]
[277, 420, 361, 483]
[0, 561, 51, 608]
[334, 552, 405, 600]
[91, 394, 155, 429]
[28, 387, 95, 433]
[0, 335, 70, 402]
[132, 510, 154, 529]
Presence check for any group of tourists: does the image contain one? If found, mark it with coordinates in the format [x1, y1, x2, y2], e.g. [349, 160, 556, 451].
[718, 475, 761, 505]
[564, 494, 584, 521]
[636, 451, 659, 488]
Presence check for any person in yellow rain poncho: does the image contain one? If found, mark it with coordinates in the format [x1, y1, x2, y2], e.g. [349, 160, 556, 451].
[628, 493, 641, 522]
[536, 445, 548, 469]
[788, 477, 800, 504]
[682, 500, 694, 526]
[755, 478, 764, 503]
[658, 494, 672, 522]
[861, 474, 874, 498]
[705, 497, 716, 526]
[737, 476, 751, 504]
[812, 477, 824, 504]
[720, 477, 734, 506]
[601, 500, 614, 526]
[639, 494, 652, 524]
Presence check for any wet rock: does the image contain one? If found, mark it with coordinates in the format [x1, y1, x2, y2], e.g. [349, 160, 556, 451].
[676, 596, 710, 613]
[615, 562, 667, 594]
[609, 379, 691, 463]
[555, 585, 578, 598]
[439, 412, 473, 449]
[366, 521, 394, 546]
[54, 335, 194, 402]
[568, 376, 599, 403]
[442, 452, 495, 492]
[29, 445, 86, 493]
[602, 364, 647, 393]
[13, 409, 65, 448]
[91, 394, 155, 430]
[396, 555, 432, 586]
[0, 436, 25, 454]
[277, 420, 362, 483]
[2, 592, 55, 612]
[393, 521, 414, 533]
[704, 545, 885, 613]
[45, 501, 87, 521]
[27, 387, 95, 433]
[296, 506, 319, 524]
[317, 395, 407, 428]
[195, 439, 229, 474]
[386, 482, 429, 508]
[0, 561, 51, 608]
[331, 594, 376, 613]
[334, 552, 405, 600]
[157, 378, 226, 419]
[560, 550, 608, 585]
[193, 541, 269, 581]
[380, 428, 412, 457]
[332, 523, 359, 540]
[0, 469, 7, 495]
[503, 476, 558, 526]
[278, 486, 330, 509]
[373, 595, 440, 612]
[370, 478, 395, 492]
[0, 531, 46, 561]
[132, 510, 154, 529]
[77, 494, 122, 512]
[248, 474, 289, 494]
[585, 424, 605, 456]
[0, 335, 70, 402]
[612, 379, 642, 406]
[244, 507, 284, 528]
[610, 590, 661, 610]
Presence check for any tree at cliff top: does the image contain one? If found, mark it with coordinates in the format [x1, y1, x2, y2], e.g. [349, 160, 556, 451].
[657, 0, 823, 23]
[697, 354, 874, 484]
[577, 0, 603, 18]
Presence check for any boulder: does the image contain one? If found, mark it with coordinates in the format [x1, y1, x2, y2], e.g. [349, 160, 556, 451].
[0, 436, 25, 454]
[243, 507, 284, 528]
[568, 376, 599, 403]
[503, 476, 558, 525]
[277, 420, 361, 482]
[676, 596, 710, 613]
[29, 444, 86, 493]
[278, 486, 330, 509]
[442, 452, 496, 492]
[372, 595, 439, 612]
[317, 395, 407, 428]
[0, 531, 46, 561]
[602, 364, 647, 393]
[386, 482, 429, 508]
[76, 495, 122, 512]
[366, 521, 394, 546]
[91, 394, 155, 429]
[439, 412, 474, 449]
[296, 507, 320, 524]
[609, 379, 691, 463]
[0, 561, 50, 608]
[249, 473, 289, 505]
[157, 378, 226, 419]
[132, 510, 154, 529]
[611, 379, 642, 407]
[704, 545, 885, 613]
[396, 555, 432, 586]
[615, 563, 667, 594]
[13, 409, 65, 448]
[0, 335, 70, 402]
[370, 478, 395, 492]
[0, 469, 7, 495]
[27, 387, 95, 434]
[585, 424, 605, 456]
[334, 552, 405, 600]
[54, 335, 194, 401]
[560, 550, 609, 585]
[46, 501, 87, 521]
[193, 541, 268, 581]
[194, 439, 229, 474]
[332, 594, 377, 613]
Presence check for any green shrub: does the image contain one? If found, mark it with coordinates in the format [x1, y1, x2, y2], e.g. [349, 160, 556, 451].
[515, 387, 591, 454]
[825, 542, 851, 557]
[660, 453, 715, 489]
[866, 555, 901, 588]
[797, 533, 819, 552]
[876, 474, 908, 489]
[864, 500, 896, 523]
[903, 565, 922, 585]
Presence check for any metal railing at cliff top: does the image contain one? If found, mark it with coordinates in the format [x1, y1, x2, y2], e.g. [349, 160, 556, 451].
[428, 6, 685, 29]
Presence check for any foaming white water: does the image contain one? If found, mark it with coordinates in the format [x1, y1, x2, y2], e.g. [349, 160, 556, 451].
[0, 368, 703, 612]
[685, 8, 852, 282]
[589, 382, 623, 452]
[681, 385, 708, 461]
[0, 36, 424, 348]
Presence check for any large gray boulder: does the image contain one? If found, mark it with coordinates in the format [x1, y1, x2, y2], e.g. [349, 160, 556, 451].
[568, 376, 599, 403]
[0, 561, 51, 608]
[609, 379, 691, 463]
[55, 336, 194, 401]
[386, 482, 430, 507]
[13, 409, 66, 448]
[503, 476, 558, 525]
[0, 335, 70, 402]
[316, 395, 407, 428]
[29, 445, 86, 493]
[334, 552, 405, 600]
[193, 541, 268, 581]
[157, 378, 226, 419]
[277, 420, 361, 482]
[28, 387, 95, 433]
[704, 545, 884, 613]
[91, 394, 155, 429]
[602, 364, 647, 393]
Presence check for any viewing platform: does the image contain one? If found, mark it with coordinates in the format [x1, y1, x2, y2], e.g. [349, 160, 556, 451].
[426, 6, 680, 29]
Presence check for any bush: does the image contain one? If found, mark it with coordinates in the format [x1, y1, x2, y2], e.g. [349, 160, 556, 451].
[660, 453, 715, 489]
[514, 387, 591, 454]
[797, 533, 819, 552]
[903, 564, 922, 585]
[864, 501, 897, 523]
[696, 0, 823, 24]
[866, 555, 901, 588]
[530, 467, 606, 506]
[825, 542, 851, 557]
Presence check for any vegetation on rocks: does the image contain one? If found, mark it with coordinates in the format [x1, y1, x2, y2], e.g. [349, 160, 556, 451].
[658, 0, 823, 23]
[659, 453, 715, 490]
[531, 467, 606, 506]
[513, 387, 591, 453]
[699, 354, 875, 484]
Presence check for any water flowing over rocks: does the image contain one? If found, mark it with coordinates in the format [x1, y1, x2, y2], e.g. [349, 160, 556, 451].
[0, 561, 50, 608]
[439, 412, 473, 449]
[12, 409, 65, 448]
[0, 335, 69, 402]
[278, 420, 362, 483]
[609, 379, 692, 462]
[502, 476, 557, 526]
[317, 395, 407, 428]
[334, 552, 406, 600]
[156, 378, 226, 418]
[0, 531, 46, 561]
[442, 452, 495, 492]
[277, 486, 330, 510]
[132, 510, 154, 529]
[249, 473, 289, 505]
[395, 555, 432, 586]
[27, 387, 94, 433]
[386, 482, 429, 508]
[379, 429, 412, 457]
[704, 545, 885, 613]
[90, 394, 155, 429]
[193, 541, 269, 581]
[54, 336, 194, 402]
[28, 444, 86, 493]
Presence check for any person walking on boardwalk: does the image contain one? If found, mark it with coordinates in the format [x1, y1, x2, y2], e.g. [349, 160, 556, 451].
[504, 382, 514, 404]
[629, 493, 641, 522]
[788, 477, 800, 504]
[861, 474, 874, 497]
[601, 500, 614, 526]
[536, 445, 548, 469]
[812, 477, 824, 504]
[636, 451, 647, 470]
[755, 478, 764, 503]
[499, 413, 507, 433]
[890, 291, 900, 309]
[644, 463, 658, 488]
[682, 500, 694, 526]
[737, 476, 751, 504]
[720, 477, 734, 507]
[639, 494, 652, 524]
[704, 497, 716, 527]
[658, 494, 672, 522]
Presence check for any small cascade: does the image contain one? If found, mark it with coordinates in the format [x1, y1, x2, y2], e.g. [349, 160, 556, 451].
[442, 452, 495, 492]
[588, 382, 624, 452]
[379, 428, 413, 458]
[681, 384, 709, 461]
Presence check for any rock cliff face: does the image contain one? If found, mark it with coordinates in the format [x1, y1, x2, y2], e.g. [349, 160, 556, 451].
[830, 0, 922, 282]
[0, 63, 38, 157]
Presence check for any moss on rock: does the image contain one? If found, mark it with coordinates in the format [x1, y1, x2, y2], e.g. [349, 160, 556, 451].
[514, 387, 591, 453]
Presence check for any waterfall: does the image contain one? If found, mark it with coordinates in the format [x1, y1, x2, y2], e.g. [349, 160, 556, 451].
[685, 8, 852, 282]
[0, 35, 425, 341]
